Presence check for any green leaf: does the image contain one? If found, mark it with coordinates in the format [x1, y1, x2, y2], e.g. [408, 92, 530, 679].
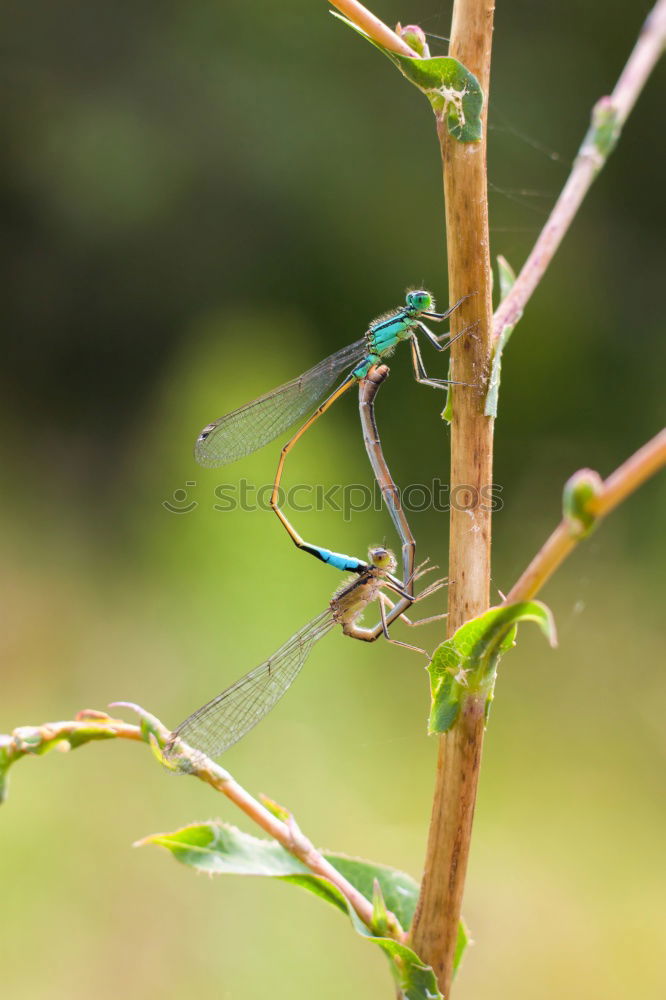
[395, 23, 430, 58]
[583, 96, 621, 161]
[110, 701, 166, 747]
[441, 363, 454, 424]
[485, 322, 514, 417]
[258, 792, 292, 822]
[0, 719, 118, 805]
[9, 721, 116, 757]
[428, 666, 467, 734]
[0, 737, 14, 804]
[0, 704, 177, 804]
[562, 468, 603, 538]
[428, 601, 557, 733]
[141, 821, 470, 998]
[332, 13, 484, 142]
[372, 878, 390, 937]
[454, 918, 472, 978]
[485, 255, 519, 418]
[140, 822, 417, 925]
[379, 940, 443, 1000]
[497, 254, 517, 300]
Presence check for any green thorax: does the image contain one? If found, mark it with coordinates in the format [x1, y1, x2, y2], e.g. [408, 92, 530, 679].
[366, 307, 420, 355]
[352, 308, 425, 378]
[351, 290, 435, 379]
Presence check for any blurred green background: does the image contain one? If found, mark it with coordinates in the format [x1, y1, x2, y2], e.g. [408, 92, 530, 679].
[2, 1, 665, 997]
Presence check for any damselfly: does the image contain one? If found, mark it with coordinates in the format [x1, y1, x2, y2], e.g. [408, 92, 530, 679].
[166, 546, 445, 764]
[195, 290, 471, 570]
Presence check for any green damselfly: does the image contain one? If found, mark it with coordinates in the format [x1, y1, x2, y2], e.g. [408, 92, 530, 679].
[195, 290, 471, 572]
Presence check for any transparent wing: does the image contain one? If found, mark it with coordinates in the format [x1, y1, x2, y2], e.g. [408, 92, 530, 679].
[168, 610, 334, 762]
[195, 339, 366, 467]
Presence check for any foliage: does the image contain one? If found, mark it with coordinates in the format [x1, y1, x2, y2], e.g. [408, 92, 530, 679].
[485, 255, 519, 418]
[428, 602, 557, 733]
[331, 13, 484, 141]
[562, 469, 604, 538]
[141, 821, 471, 999]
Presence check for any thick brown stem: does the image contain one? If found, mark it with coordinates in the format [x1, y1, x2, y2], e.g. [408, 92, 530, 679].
[408, 0, 496, 993]
[411, 697, 486, 983]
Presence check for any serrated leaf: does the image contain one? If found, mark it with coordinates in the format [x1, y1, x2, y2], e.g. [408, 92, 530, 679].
[141, 821, 470, 998]
[332, 13, 483, 142]
[562, 468, 603, 538]
[428, 601, 557, 733]
[140, 822, 418, 925]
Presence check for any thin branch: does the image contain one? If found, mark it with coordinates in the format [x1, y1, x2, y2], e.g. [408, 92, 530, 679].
[2, 705, 405, 942]
[327, 0, 419, 57]
[504, 428, 666, 603]
[492, 0, 666, 340]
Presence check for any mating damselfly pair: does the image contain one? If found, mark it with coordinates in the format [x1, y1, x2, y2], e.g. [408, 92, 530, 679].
[166, 290, 470, 766]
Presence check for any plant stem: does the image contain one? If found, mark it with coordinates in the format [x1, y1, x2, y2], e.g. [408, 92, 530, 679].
[492, 0, 666, 341]
[195, 758, 405, 940]
[3, 706, 404, 941]
[408, 0, 496, 993]
[197, 756, 405, 938]
[504, 428, 666, 603]
[327, 0, 419, 57]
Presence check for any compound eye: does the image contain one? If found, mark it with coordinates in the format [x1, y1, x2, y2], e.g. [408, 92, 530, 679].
[407, 290, 432, 311]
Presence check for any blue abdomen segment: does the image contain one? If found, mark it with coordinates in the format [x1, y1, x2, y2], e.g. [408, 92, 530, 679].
[302, 544, 367, 573]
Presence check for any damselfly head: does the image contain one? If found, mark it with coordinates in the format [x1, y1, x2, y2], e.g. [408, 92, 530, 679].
[406, 289, 434, 314]
[368, 546, 397, 573]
